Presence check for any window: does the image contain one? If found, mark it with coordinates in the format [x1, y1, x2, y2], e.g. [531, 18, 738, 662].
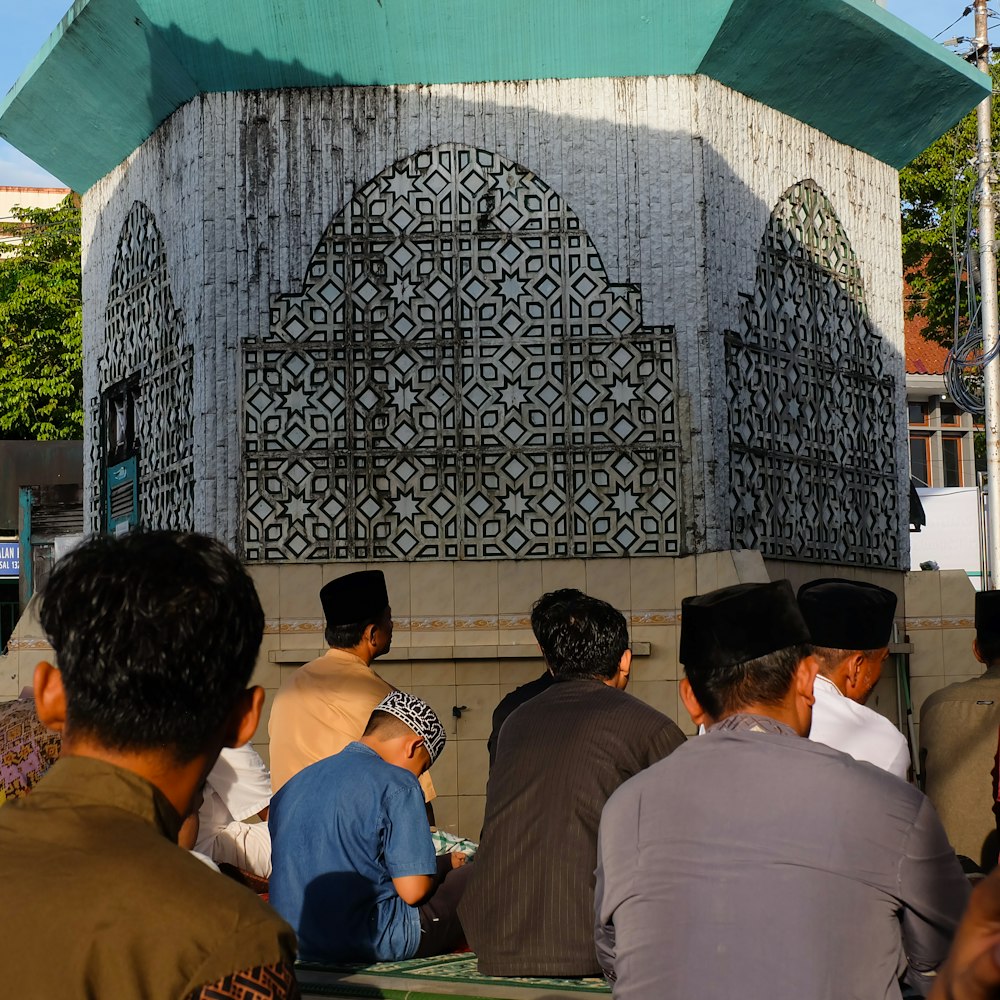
[942, 436, 963, 487]
[908, 401, 928, 425]
[910, 435, 930, 486]
[940, 401, 961, 426]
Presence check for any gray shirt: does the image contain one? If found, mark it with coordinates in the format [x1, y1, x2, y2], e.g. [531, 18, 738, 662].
[595, 716, 968, 1000]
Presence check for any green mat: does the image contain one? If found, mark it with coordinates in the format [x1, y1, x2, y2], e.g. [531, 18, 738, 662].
[296, 953, 612, 999]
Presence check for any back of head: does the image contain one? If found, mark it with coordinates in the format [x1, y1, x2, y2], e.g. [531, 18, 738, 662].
[364, 691, 447, 764]
[797, 578, 896, 671]
[530, 589, 628, 681]
[976, 590, 1000, 665]
[321, 570, 389, 648]
[680, 580, 811, 718]
[39, 530, 264, 762]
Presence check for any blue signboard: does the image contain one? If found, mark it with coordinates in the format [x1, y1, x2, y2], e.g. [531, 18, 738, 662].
[0, 541, 19, 577]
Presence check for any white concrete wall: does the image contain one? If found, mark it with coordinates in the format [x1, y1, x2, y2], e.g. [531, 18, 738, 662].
[81, 76, 905, 564]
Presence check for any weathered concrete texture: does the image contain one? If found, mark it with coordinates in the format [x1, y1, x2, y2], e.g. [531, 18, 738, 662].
[81, 75, 905, 565]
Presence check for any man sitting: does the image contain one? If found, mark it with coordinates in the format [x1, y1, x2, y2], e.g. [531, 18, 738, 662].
[270, 691, 469, 963]
[460, 590, 685, 977]
[268, 570, 436, 810]
[596, 580, 968, 1000]
[484, 590, 568, 769]
[0, 687, 61, 803]
[0, 531, 297, 999]
[195, 742, 273, 878]
[922, 589, 1000, 870]
[268, 569, 397, 792]
[798, 578, 910, 779]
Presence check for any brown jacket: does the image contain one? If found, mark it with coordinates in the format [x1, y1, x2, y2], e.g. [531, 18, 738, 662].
[0, 756, 297, 999]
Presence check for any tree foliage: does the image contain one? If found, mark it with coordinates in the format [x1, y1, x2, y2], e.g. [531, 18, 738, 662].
[899, 58, 1000, 347]
[0, 194, 83, 440]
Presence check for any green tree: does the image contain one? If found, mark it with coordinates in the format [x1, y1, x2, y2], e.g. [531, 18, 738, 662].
[900, 58, 1000, 346]
[0, 194, 82, 440]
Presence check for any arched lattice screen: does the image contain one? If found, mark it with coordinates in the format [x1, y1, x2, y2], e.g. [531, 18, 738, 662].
[91, 202, 194, 532]
[243, 144, 679, 561]
[727, 179, 898, 567]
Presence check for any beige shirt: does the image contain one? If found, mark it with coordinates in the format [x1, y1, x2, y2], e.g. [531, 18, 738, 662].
[920, 666, 1000, 868]
[269, 648, 435, 801]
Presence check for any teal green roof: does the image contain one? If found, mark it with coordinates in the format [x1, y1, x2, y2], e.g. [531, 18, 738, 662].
[0, 0, 989, 192]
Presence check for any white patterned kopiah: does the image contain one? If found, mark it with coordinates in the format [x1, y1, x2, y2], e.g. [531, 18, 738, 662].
[375, 691, 447, 764]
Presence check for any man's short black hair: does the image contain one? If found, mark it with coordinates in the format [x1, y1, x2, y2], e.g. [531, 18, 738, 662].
[326, 621, 371, 649]
[325, 606, 387, 649]
[39, 530, 264, 763]
[685, 644, 809, 719]
[809, 645, 884, 677]
[530, 589, 628, 681]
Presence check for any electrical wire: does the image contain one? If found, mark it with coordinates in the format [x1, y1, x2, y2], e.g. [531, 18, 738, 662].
[935, 5, 974, 39]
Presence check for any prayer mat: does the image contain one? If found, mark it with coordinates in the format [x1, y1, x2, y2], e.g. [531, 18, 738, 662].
[0, 697, 61, 804]
[296, 953, 611, 999]
[431, 829, 478, 858]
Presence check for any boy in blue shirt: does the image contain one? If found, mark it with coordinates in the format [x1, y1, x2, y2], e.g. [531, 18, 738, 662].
[270, 691, 469, 962]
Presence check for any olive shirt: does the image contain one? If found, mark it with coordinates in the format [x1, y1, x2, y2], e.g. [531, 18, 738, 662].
[268, 647, 435, 801]
[920, 666, 1000, 869]
[0, 756, 298, 1000]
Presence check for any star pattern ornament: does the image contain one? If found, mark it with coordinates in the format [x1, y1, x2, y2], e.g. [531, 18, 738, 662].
[243, 143, 680, 561]
[726, 179, 899, 568]
[95, 202, 194, 533]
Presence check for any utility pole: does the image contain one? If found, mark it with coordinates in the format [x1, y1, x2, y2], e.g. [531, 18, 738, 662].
[975, 0, 1000, 587]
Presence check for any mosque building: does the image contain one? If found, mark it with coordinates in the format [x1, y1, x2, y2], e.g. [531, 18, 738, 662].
[0, 0, 987, 835]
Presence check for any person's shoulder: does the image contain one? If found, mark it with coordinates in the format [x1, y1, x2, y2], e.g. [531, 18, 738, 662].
[606, 687, 682, 731]
[790, 732, 922, 802]
[854, 700, 907, 739]
[494, 674, 552, 715]
[920, 676, 989, 715]
[273, 746, 351, 800]
[157, 852, 297, 987]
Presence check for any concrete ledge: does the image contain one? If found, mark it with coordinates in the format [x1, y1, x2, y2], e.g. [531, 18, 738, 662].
[269, 642, 651, 666]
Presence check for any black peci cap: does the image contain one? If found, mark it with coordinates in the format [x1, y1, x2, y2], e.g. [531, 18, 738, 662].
[320, 570, 389, 627]
[797, 579, 897, 651]
[680, 580, 811, 670]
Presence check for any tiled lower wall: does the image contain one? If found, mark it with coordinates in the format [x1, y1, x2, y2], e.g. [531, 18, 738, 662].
[2, 556, 976, 840]
[249, 551, 772, 838]
[901, 568, 980, 754]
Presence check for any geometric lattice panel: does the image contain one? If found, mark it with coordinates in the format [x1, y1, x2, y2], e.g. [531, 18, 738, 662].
[90, 202, 194, 531]
[244, 144, 679, 561]
[726, 179, 898, 568]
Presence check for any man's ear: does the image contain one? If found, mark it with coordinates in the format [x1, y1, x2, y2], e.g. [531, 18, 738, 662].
[224, 685, 265, 749]
[795, 655, 821, 707]
[844, 653, 866, 696]
[679, 677, 710, 728]
[33, 661, 67, 732]
[403, 733, 425, 761]
[614, 649, 633, 689]
[974, 639, 987, 666]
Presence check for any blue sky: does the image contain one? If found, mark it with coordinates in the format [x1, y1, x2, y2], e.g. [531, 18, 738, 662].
[0, 0, 984, 189]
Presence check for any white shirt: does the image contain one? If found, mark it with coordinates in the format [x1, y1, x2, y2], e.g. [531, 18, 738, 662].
[808, 675, 910, 780]
[195, 744, 273, 876]
[199, 744, 272, 834]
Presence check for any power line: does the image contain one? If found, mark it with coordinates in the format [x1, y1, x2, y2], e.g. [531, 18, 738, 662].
[935, 5, 974, 39]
